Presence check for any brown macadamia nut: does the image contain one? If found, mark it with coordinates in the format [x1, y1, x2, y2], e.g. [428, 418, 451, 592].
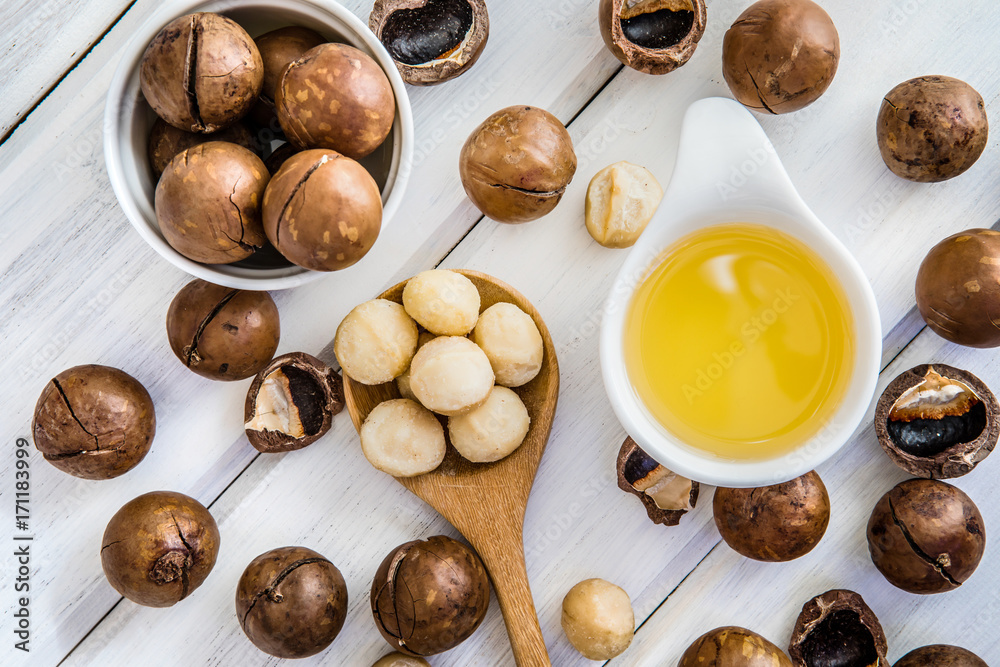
[276, 43, 395, 159]
[397, 332, 436, 401]
[166, 279, 280, 381]
[335, 299, 418, 385]
[373, 654, 431, 667]
[101, 491, 220, 607]
[722, 0, 840, 114]
[155, 142, 270, 265]
[402, 269, 481, 336]
[140, 13, 263, 133]
[235, 546, 347, 658]
[470, 302, 543, 387]
[32, 365, 155, 480]
[460, 106, 577, 223]
[262, 149, 383, 272]
[561, 578, 634, 660]
[409, 336, 494, 415]
[895, 645, 987, 667]
[147, 118, 257, 176]
[586, 161, 663, 248]
[255, 27, 326, 101]
[680, 627, 793, 667]
[448, 386, 530, 462]
[361, 399, 446, 477]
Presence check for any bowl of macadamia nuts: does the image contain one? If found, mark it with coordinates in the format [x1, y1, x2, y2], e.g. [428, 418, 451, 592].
[105, 0, 413, 290]
[337, 269, 555, 478]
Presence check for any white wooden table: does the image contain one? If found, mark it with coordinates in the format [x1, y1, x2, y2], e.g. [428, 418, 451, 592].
[2, 1, 999, 665]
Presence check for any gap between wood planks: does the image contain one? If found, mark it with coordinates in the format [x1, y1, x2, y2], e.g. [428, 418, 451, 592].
[0, 1, 140, 148]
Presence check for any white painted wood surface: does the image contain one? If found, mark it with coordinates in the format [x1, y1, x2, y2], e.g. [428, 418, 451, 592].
[2, 0, 999, 665]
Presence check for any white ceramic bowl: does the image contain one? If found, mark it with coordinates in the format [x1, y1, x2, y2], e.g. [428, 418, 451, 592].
[600, 98, 882, 488]
[104, 0, 413, 290]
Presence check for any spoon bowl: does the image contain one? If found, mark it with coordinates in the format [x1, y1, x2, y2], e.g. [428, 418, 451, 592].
[344, 270, 558, 666]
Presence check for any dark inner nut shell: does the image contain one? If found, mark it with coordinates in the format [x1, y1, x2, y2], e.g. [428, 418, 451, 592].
[147, 118, 257, 176]
[789, 589, 888, 667]
[254, 26, 326, 102]
[155, 142, 270, 265]
[599, 0, 706, 75]
[875, 364, 997, 479]
[679, 626, 793, 667]
[459, 105, 577, 224]
[32, 365, 155, 480]
[877, 76, 988, 183]
[371, 535, 490, 657]
[101, 491, 220, 607]
[866, 478, 986, 594]
[894, 645, 988, 667]
[722, 0, 840, 114]
[236, 545, 348, 659]
[713, 471, 830, 562]
[617, 436, 698, 526]
[140, 12, 264, 133]
[166, 279, 280, 381]
[244, 352, 345, 453]
[262, 149, 382, 271]
[916, 229, 1000, 348]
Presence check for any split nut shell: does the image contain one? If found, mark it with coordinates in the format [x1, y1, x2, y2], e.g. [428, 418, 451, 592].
[599, 0, 707, 75]
[788, 589, 888, 667]
[617, 436, 698, 526]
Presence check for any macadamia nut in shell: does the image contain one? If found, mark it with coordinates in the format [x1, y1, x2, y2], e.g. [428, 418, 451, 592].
[586, 161, 663, 248]
[361, 399, 446, 477]
[335, 300, 419, 385]
[449, 387, 530, 463]
[561, 578, 634, 660]
[402, 270, 481, 335]
[409, 336, 495, 416]
[471, 302, 543, 387]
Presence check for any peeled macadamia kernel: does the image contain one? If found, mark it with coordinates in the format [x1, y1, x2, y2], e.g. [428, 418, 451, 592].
[403, 270, 481, 336]
[361, 399, 446, 477]
[397, 332, 436, 402]
[335, 300, 419, 385]
[586, 161, 663, 248]
[561, 578, 634, 660]
[409, 337, 495, 415]
[449, 387, 530, 463]
[471, 303, 543, 387]
[372, 654, 430, 667]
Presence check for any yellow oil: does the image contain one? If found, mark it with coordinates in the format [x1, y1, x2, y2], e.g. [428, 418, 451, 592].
[625, 223, 855, 460]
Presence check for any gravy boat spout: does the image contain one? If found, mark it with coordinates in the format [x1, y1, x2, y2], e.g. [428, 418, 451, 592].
[599, 97, 881, 488]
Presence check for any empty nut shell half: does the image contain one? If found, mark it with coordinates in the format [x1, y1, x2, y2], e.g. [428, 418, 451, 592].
[894, 645, 988, 667]
[788, 589, 888, 667]
[875, 364, 998, 479]
[617, 436, 698, 526]
[244, 352, 344, 453]
[371, 0, 489, 85]
[599, 0, 706, 75]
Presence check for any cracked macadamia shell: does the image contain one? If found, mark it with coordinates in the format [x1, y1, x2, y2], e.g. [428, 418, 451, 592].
[235, 545, 347, 659]
[335, 299, 419, 385]
[875, 364, 997, 479]
[679, 627, 793, 667]
[459, 106, 577, 223]
[894, 645, 988, 667]
[561, 578, 634, 660]
[470, 302, 543, 387]
[371, 535, 490, 656]
[722, 0, 840, 114]
[32, 365, 155, 480]
[448, 386, 530, 463]
[402, 269, 481, 336]
[915, 229, 1000, 348]
[361, 399, 446, 477]
[140, 13, 263, 133]
[262, 149, 382, 272]
[877, 76, 988, 183]
[276, 43, 395, 159]
[244, 352, 344, 453]
[370, 0, 490, 86]
[617, 436, 699, 526]
[166, 279, 280, 381]
[598, 0, 707, 75]
[866, 478, 985, 594]
[713, 471, 830, 562]
[155, 142, 270, 265]
[148, 118, 257, 176]
[101, 491, 220, 607]
[409, 336, 495, 415]
[788, 589, 888, 667]
[585, 161, 663, 248]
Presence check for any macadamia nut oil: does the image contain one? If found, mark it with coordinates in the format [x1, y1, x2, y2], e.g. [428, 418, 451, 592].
[625, 223, 855, 460]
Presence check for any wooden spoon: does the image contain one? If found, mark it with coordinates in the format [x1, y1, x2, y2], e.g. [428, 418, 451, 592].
[343, 270, 558, 666]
